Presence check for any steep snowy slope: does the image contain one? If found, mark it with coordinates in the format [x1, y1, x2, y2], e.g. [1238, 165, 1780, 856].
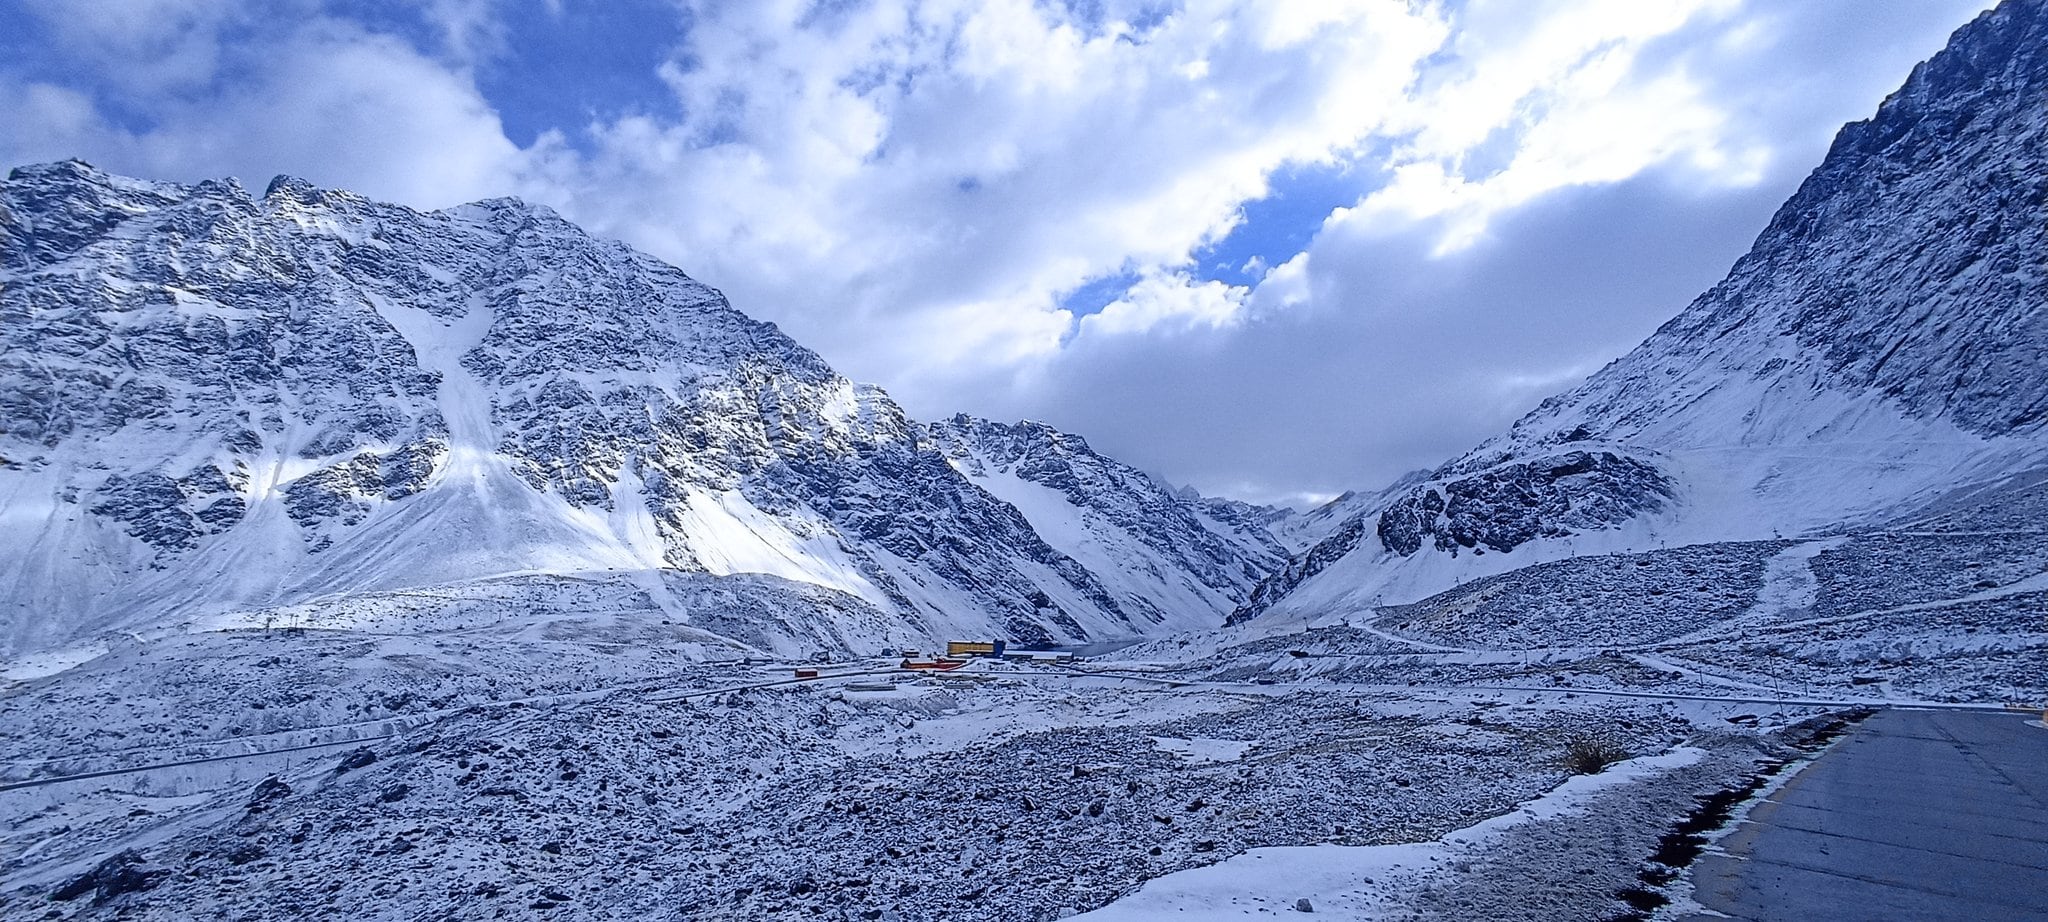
[0, 162, 1220, 656]
[1240, 0, 2048, 623]
[1264, 485, 1400, 554]
[927, 415, 1290, 632]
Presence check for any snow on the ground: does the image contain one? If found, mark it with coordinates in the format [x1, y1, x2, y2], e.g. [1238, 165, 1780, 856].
[1074, 747, 1705, 921]
[0, 643, 108, 684]
[957, 466, 1234, 635]
[1, 631, 1757, 921]
[1147, 736, 1254, 764]
[4, 514, 2039, 920]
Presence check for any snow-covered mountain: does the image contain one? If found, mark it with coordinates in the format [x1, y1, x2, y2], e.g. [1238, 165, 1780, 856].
[927, 415, 1291, 632]
[0, 162, 1286, 658]
[1237, 0, 2048, 624]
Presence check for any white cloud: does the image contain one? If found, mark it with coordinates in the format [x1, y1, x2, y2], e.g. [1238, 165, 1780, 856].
[0, 0, 2001, 501]
[535, 0, 1449, 388]
[0, 83, 104, 161]
[0, 9, 525, 209]
[419, 0, 512, 65]
[1250, 250, 1313, 313]
[17, 0, 248, 96]
[1027, 0, 2001, 501]
[1340, 0, 1757, 252]
[1082, 272, 1248, 337]
[169, 26, 526, 206]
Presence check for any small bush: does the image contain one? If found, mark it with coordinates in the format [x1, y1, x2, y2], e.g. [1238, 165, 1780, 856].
[1563, 736, 1632, 775]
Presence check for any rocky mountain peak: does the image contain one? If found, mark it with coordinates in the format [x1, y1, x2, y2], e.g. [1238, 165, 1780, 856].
[928, 414, 1293, 632]
[0, 164, 1261, 657]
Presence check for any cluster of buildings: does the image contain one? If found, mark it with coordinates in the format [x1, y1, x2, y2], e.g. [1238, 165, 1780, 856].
[893, 641, 1076, 670]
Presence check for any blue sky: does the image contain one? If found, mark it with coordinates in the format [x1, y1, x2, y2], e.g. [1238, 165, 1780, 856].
[475, 3, 685, 148]
[0, 0, 1997, 506]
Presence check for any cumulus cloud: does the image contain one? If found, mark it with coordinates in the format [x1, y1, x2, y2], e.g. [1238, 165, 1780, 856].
[0, 5, 526, 208]
[1006, 0, 1998, 503]
[0, 0, 1999, 504]
[1343, 0, 1758, 252]
[15, 0, 243, 96]
[1082, 272, 1248, 337]
[1002, 166, 1800, 504]
[537, 0, 1450, 382]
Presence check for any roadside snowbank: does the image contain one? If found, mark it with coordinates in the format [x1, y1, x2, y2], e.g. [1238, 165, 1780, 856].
[1077, 747, 1705, 920]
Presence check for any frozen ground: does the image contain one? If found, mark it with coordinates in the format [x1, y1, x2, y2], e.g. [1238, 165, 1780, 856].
[0, 628, 1820, 921]
[1150, 520, 2048, 707]
[0, 674, 1810, 921]
[3, 515, 2040, 920]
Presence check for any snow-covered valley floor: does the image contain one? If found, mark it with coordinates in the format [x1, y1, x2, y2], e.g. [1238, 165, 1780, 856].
[0, 647, 1814, 921]
[3, 519, 2041, 920]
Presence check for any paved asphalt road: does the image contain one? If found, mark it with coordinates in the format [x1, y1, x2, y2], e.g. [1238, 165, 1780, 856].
[1685, 708, 2048, 921]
